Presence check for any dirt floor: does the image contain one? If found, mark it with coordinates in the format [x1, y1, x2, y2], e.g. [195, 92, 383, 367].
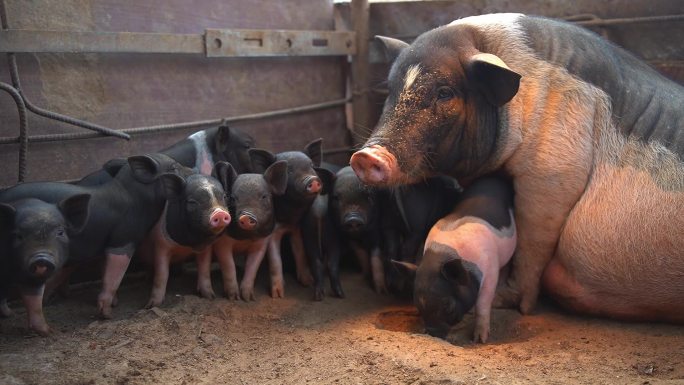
[0, 268, 682, 385]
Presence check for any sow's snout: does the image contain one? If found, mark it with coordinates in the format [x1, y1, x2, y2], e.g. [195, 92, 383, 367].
[209, 208, 231, 230]
[27, 253, 57, 279]
[342, 212, 366, 232]
[350, 145, 398, 186]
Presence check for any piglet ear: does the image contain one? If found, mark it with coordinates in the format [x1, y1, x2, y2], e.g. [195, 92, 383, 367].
[264, 160, 288, 196]
[249, 148, 277, 173]
[465, 53, 521, 107]
[375, 36, 409, 63]
[391, 260, 418, 280]
[128, 155, 162, 184]
[440, 259, 469, 283]
[58, 193, 91, 234]
[314, 167, 335, 195]
[159, 173, 186, 199]
[0, 203, 17, 235]
[304, 138, 323, 167]
[212, 161, 238, 192]
[102, 158, 127, 177]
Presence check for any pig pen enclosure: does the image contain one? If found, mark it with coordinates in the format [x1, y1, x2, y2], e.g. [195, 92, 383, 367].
[1, 1, 683, 384]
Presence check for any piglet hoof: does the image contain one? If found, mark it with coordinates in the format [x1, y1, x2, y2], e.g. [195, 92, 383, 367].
[296, 270, 314, 287]
[197, 286, 216, 300]
[332, 285, 345, 299]
[111, 294, 119, 308]
[473, 326, 489, 344]
[224, 290, 239, 301]
[240, 286, 256, 302]
[28, 320, 51, 337]
[144, 297, 163, 310]
[313, 288, 324, 302]
[270, 282, 284, 299]
[97, 295, 114, 320]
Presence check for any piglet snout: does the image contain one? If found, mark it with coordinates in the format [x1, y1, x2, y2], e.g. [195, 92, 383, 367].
[343, 213, 366, 232]
[28, 253, 56, 279]
[304, 176, 322, 194]
[238, 212, 258, 231]
[210, 208, 231, 230]
[350, 146, 395, 186]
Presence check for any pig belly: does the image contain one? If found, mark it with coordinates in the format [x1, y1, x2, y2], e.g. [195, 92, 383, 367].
[545, 163, 684, 322]
[427, 217, 516, 269]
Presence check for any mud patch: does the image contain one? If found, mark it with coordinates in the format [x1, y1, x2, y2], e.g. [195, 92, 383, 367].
[375, 306, 422, 333]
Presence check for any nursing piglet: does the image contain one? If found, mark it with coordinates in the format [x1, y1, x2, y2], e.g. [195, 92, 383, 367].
[393, 177, 515, 343]
[211, 161, 288, 301]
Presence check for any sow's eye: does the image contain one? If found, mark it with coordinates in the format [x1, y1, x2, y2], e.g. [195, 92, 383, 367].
[436, 86, 456, 101]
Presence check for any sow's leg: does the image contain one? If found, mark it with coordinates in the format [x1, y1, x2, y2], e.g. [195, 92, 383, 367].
[496, 173, 584, 314]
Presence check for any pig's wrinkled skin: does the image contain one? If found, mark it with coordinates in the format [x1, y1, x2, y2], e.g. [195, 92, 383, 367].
[0, 195, 90, 335]
[0, 154, 183, 319]
[351, 14, 684, 321]
[250, 140, 323, 298]
[394, 177, 515, 343]
[137, 162, 232, 308]
[212, 161, 288, 301]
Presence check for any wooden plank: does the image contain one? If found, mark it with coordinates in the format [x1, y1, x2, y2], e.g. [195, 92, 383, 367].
[350, 0, 370, 145]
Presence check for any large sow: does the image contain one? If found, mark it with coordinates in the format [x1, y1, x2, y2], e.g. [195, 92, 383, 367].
[351, 14, 684, 321]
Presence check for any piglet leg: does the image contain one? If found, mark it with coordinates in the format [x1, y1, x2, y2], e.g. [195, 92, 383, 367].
[289, 228, 314, 287]
[145, 249, 171, 309]
[267, 232, 285, 298]
[98, 252, 131, 319]
[214, 237, 239, 300]
[370, 247, 387, 294]
[350, 242, 370, 277]
[195, 247, 216, 299]
[240, 240, 269, 301]
[21, 285, 49, 336]
[473, 263, 498, 344]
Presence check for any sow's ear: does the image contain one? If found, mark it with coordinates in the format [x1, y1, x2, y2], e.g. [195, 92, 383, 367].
[375, 36, 409, 63]
[249, 148, 277, 174]
[440, 259, 469, 283]
[314, 167, 335, 195]
[128, 155, 162, 184]
[0, 203, 17, 235]
[304, 138, 323, 167]
[58, 193, 91, 234]
[391, 260, 418, 280]
[264, 160, 288, 196]
[213, 161, 238, 192]
[465, 53, 521, 107]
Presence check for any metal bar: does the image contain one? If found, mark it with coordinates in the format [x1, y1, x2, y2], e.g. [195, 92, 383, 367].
[206, 29, 356, 57]
[568, 13, 684, 26]
[0, 98, 350, 145]
[0, 82, 28, 182]
[0, 29, 356, 57]
[0, 30, 203, 54]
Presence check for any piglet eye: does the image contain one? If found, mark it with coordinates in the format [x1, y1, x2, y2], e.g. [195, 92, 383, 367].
[56, 228, 65, 237]
[437, 86, 455, 101]
[261, 194, 268, 200]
